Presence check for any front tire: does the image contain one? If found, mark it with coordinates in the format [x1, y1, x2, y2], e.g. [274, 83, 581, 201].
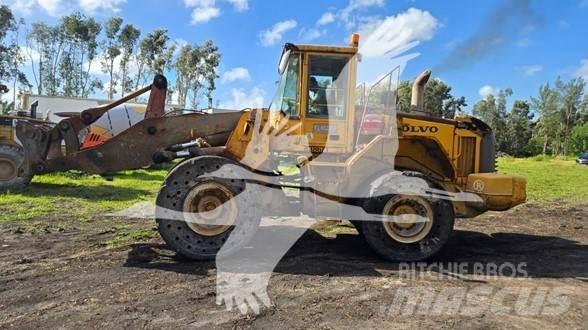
[0, 144, 32, 191]
[359, 172, 454, 261]
[155, 156, 261, 260]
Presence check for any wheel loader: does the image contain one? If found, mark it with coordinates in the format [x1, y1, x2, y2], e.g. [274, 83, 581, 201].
[0, 101, 49, 189]
[5, 34, 526, 261]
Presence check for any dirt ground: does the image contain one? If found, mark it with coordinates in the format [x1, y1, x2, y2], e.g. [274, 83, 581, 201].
[0, 202, 586, 329]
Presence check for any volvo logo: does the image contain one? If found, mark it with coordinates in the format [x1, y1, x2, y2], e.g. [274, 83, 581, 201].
[402, 125, 439, 133]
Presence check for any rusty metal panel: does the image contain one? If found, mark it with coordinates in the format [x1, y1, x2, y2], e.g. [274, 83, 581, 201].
[45, 111, 243, 174]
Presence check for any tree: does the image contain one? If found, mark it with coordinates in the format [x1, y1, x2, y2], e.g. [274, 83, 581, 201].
[134, 29, 175, 91]
[101, 17, 123, 99]
[505, 100, 534, 156]
[0, 5, 28, 102]
[473, 88, 512, 153]
[397, 78, 466, 118]
[200, 40, 220, 108]
[531, 78, 586, 155]
[26, 22, 65, 96]
[531, 83, 559, 154]
[60, 12, 102, 97]
[556, 77, 585, 155]
[174, 40, 221, 109]
[569, 122, 588, 155]
[118, 23, 140, 97]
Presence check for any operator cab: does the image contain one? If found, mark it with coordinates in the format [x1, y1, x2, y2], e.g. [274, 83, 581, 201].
[268, 39, 359, 155]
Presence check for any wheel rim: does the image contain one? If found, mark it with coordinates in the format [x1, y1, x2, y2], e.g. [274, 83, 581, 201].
[0, 157, 18, 181]
[382, 195, 434, 244]
[182, 181, 238, 237]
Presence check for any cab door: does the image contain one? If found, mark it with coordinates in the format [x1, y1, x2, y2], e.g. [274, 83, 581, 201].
[300, 53, 355, 154]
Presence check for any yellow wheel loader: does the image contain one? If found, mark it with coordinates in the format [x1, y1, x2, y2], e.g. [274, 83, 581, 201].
[155, 34, 526, 261]
[10, 34, 526, 261]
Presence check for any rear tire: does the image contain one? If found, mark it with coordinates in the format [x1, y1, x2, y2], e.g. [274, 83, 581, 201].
[155, 156, 261, 260]
[0, 144, 32, 191]
[359, 172, 454, 261]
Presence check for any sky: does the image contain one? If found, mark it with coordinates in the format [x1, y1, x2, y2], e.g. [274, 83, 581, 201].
[2, 0, 588, 112]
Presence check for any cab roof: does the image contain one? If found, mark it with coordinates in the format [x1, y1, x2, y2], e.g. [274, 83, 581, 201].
[285, 42, 358, 55]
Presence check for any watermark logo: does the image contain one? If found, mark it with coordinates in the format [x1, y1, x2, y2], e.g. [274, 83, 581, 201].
[379, 286, 574, 317]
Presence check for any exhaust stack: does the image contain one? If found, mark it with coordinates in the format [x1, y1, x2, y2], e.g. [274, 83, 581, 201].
[411, 69, 432, 113]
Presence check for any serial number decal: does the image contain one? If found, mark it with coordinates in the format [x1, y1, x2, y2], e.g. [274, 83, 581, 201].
[310, 146, 325, 154]
[313, 124, 338, 134]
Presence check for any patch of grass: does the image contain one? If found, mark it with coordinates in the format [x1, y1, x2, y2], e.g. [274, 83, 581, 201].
[498, 157, 588, 202]
[0, 168, 168, 222]
[1, 157, 586, 224]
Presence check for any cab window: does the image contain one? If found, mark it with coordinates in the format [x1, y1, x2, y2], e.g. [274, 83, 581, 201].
[269, 53, 300, 117]
[306, 55, 349, 118]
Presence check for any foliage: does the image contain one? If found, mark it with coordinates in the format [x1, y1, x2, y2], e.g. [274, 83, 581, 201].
[117, 23, 140, 97]
[0, 5, 28, 102]
[101, 16, 123, 99]
[135, 29, 175, 90]
[568, 122, 588, 155]
[60, 12, 102, 97]
[505, 100, 534, 156]
[397, 78, 467, 118]
[473, 88, 513, 153]
[529, 77, 587, 156]
[174, 40, 221, 109]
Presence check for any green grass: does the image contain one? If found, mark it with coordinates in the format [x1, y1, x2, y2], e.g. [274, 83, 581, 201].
[1, 157, 586, 224]
[498, 156, 588, 202]
[0, 168, 168, 222]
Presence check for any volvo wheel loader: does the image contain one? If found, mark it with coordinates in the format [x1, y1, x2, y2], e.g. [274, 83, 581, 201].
[154, 34, 526, 261]
[6, 34, 526, 261]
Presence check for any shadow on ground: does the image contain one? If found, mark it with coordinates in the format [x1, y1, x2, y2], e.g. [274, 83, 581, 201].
[124, 228, 588, 279]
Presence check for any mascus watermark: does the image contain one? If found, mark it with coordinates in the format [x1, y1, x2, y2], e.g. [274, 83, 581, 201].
[379, 286, 574, 316]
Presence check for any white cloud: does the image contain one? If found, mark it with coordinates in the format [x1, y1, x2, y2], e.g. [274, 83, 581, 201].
[317, 12, 335, 25]
[521, 64, 543, 77]
[575, 59, 588, 80]
[79, 0, 126, 13]
[191, 7, 221, 24]
[227, 0, 248, 12]
[219, 87, 266, 109]
[221, 67, 251, 83]
[184, 0, 215, 7]
[11, 0, 125, 15]
[340, 0, 385, 23]
[11, 0, 63, 16]
[479, 85, 499, 99]
[260, 20, 297, 47]
[184, 0, 248, 24]
[311, 0, 384, 32]
[515, 38, 530, 48]
[299, 27, 325, 42]
[359, 8, 440, 58]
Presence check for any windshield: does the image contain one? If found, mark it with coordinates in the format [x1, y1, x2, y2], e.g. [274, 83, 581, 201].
[269, 53, 300, 116]
[355, 66, 400, 147]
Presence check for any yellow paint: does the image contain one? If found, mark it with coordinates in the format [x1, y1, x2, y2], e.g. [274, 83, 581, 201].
[223, 37, 526, 216]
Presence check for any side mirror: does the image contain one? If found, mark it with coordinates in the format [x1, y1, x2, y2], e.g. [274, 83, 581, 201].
[278, 49, 291, 75]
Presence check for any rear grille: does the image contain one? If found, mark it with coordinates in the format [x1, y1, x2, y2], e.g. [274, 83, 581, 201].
[458, 137, 476, 177]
